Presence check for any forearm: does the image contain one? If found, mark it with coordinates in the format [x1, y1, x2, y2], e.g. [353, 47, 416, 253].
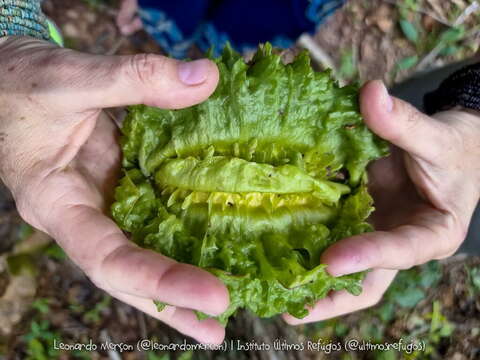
[0, 0, 51, 41]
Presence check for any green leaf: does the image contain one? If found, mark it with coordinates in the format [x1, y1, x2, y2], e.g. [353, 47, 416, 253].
[374, 349, 398, 360]
[178, 351, 193, 360]
[43, 244, 67, 261]
[27, 338, 48, 360]
[399, 19, 419, 44]
[428, 301, 454, 339]
[397, 56, 418, 70]
[154, 300, 168, 312]
[439, 46, 459, 57]
[338, 50, 357, 80]
[147, 352, 169, 360]
[439, 26, 465, 44]
[470, 267, 480, 292]
[334, 322, 350, 337]
[30, 321, 42, 335]
[395, 287, 424, 308]
[7, 254, 37, 276]
[72, 350, 92, 360]
[32, 298, 51, 314]
[111, 43, 389, 325]
[419, 261, 441, 288]
[377, 302, 395, 322]
[83, 295, 111, 324]
[17, 223, 34, 241]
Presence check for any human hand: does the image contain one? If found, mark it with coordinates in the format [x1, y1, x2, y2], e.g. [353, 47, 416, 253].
[117, 0, 143, 36]
[0, 36, 228, 343]
[284, 80, 480, 324]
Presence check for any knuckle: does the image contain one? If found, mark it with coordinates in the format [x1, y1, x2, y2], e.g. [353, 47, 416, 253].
[408, 239, 421, 269]
[98, 245, 129, 287]
[126, 53, 166, 85]
[359, 234, 383, 267]
[154, 261, 179, 294]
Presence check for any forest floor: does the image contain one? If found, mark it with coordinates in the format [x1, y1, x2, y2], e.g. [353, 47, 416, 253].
[1, 0, 479, 359]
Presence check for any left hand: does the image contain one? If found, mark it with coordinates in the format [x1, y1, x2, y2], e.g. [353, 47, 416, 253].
[284, 80, 480, 324]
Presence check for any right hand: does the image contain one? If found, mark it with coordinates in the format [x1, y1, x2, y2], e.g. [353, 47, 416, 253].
[285, 81, 480, 325]
[0, 36, 228, 344]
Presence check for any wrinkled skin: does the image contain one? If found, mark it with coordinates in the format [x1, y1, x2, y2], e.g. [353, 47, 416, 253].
[0, 37, 228, 344]
[284, 82, 480, 324]
[1, 36, 480, 337]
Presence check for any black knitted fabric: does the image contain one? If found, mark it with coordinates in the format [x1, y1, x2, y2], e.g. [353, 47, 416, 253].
[424, 62, 480, 115]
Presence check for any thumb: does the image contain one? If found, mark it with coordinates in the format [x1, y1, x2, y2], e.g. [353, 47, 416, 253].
[76, 53, 219, 110]
[360, 80, 449, 161]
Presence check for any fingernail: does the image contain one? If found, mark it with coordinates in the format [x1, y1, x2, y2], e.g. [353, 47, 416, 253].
[178, 59, 210, 85]
[379, 81, 394, 112]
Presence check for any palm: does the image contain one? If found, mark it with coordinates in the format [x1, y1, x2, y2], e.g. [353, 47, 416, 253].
[34, 111, 227, 343]
[32, 111, 123, 278]
[368, 147, 427, 232]
[71, 112, 121, 213]
[321, 108, 477, 275]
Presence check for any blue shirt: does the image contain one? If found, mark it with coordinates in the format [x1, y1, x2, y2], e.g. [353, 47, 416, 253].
[137, 0, 346, 58]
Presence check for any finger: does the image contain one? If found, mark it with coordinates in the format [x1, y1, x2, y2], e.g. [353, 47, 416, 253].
[74, 112, 122, 203]
[119, 17, 143, 36]
[6, 38, 219, 111]
[101, 242, 230, 317]
[283, 269, 397, 325]
[320, 207, 463, 276]
[86, 54, 219, 110]
[360, 80, 450, 162]
[111, 290, 225, 344]
[40, 50, 219, 111]
[116, 0, 139, 33]
[38, 197, 229, 316]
